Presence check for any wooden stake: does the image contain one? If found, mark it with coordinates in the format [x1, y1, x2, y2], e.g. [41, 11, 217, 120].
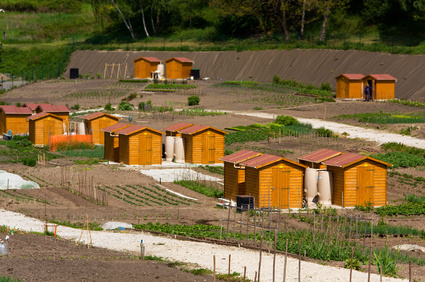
[228, 254, 231, 282]
[254, 271, 257, 282]
[273, 229, 277, 282]
[298, 241, 301, 282]
[367, 247, 372, 282]
[349, 247, 354, 282]
[283, 239, 288, 282]
[243, 266, 246, 281]
[258, 231, 263, 282]
[409, 261, 412, 282]
[213, 255, 216, 282]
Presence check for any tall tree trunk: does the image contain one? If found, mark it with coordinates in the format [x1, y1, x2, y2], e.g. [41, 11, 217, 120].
[281, 0, 290, 41]
[150, 6, 156, 34]
[139, 0, 149, 37]
[319, 4, 329, 42]
[300, 0, 306, 39]
[111, 0, 136, 40]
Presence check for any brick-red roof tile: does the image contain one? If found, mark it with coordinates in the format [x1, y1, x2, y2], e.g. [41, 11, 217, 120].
[179, 124, 227, 135]
[22, 103, 41, 111]
[101, 123, 131, 133]
[323, 153, 366, 167]
[239, 154, 283, 168]
[165, 57, 194, 63]
[82, 112, 120, 121]
[37, 104, 70, 113]
[299, 149, 343, 163]
[164, 122, 193, 132]
[220, 150, 262, 164]
[366, 74, 396, 81]
[336, 74, 364, 80]
[0, 105, 32, 115]
[134, 56, 161, 63]
[27, 112, 62, 121]
[115, 125, 164, 136]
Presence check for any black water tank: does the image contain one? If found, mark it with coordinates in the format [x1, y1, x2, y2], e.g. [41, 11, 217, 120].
[236, 195, 255, 211]
[70, 68, 79, 79]
[190, 69, 200, 80]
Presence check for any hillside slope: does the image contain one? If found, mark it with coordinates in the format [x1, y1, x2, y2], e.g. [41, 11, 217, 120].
[66, 49, 425, 100]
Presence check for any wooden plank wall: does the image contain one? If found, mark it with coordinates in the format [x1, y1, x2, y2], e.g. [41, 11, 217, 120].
[245, 167, 260, 206]
[0, 111, 5, 134]
[29, 121, 35, 143]
[328, 166, 344, 207]
[349, 81, 363, 99]
[376, 81, 395, 100]
[5, 115, 30, 135]
[119, 135, 130, 164]
[223, 162, 244, 201]
[104, 133, 114, 161]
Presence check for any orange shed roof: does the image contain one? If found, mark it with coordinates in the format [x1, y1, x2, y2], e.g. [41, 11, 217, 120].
[365, 74, 396, 81]
[26, 112, 63, 121]
[0, 105, 32, 115]
[179, 124, 228, 135]
[240, 154, 307, 169]
[101, 123, 131, 133]
[335, 74, 364, 80]
[82, 112, 121, 121]
[220, 150, 262, 164]
[323, 153, 392, 168]
[165, 57, 194, 63]
[115, 125, 164, 136]
[36, 104, 70, 113]
[133, 56, 161, 63]
[299, 149, 343, 163]
[164, 122, 193, 132]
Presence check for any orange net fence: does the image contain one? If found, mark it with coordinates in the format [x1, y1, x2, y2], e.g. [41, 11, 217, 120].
[49, 135, 93, 151]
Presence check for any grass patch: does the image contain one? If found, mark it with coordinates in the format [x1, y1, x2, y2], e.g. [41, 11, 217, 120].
[48, 220, 103, 231]
[188, 268, 214, 275]
[198, 165, 224, 175]
[178, 109, 226, 117]
[0, 276, 22, 282]
[59, 146, 104, 158]
[333, 111, 425, 124]
[174, 180, 223, 198]
[145, 83, 197, 91]
[119, 79, 149, 83]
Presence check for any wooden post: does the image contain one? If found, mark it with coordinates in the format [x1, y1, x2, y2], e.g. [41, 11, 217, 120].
[349, 247, 354, 282]
[363, 218, 367, 251]
[258, 232, 263, 282]
[283, 239, 288, 282]
[409, 261, 412, 282]
[273, 229, 277, 282]
[298, 241, 301, 282]
[254, 271, 257, 282]
[228, 254, 231, 282]
[226, 205, 231, 240]
[367, 247, 372, 282]
[243, 266, 246, 282]
[213, 255, 216, 282]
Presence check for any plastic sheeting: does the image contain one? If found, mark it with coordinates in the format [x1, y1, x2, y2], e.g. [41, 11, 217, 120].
[0, 170, 40, 189]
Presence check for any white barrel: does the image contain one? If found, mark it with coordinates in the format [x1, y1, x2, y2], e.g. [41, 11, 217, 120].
[174, 137, 185, 162]
[78, 122, 86, 135]
[157, 64, 164, 79]
[318, 171, 333, 206]
[165, 136, 175, 162]
[305, 168, 318, 204]
[0, 243, 8, 255]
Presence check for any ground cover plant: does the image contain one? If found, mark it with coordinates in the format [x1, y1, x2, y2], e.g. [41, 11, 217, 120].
[333, 111, 425, 124]
[144, 83, 197, 92]
[174, 180, 223, 198]
[178, 109, 226, 117]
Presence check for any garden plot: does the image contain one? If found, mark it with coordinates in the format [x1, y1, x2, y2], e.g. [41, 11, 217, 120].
[0, 170, 39, 189]
[140, 168, 223, 183]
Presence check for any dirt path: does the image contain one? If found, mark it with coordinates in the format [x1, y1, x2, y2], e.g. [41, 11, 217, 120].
[0, 209, 405, 282]
[233, 111, 425, 149]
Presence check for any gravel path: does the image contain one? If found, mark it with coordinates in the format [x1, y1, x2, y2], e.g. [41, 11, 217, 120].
[0, 209, 405, 282]
[233, 112, 425, 149]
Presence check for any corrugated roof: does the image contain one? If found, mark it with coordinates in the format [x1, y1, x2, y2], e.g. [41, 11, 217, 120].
[164, 122, 194, 132]
[82, 112, 120, 121]
[115, 125, 164, 136]
[26, 112, 63, 121]
[0, 105, 32, 115]
[323, 153, 392, 168]
[134, 56, 161, 63]
[299, 149, 343, 163]
[22, 103, 41, 111]
[165, 57, 194, 63]
[366, 74, 396, 81]
[101, 123, 131, 133]
[220, 150, 262, 164]
[36, 104, 70, 113]
[179, 124, 227, 135]
[335, 74, 364, 80]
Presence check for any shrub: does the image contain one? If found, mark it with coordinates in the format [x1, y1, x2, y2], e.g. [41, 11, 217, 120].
[72, 104, 80, 110]
[22, 157, 37, 167]
[344, 258, 362, 270]
[84, 73, 90, 79]
[273, 75, 280, 84]
[320, 82, 332, 91]
[15, 102, 21, 107]
[188, 95, 200, 106]
[275, 115, 299, 126]
[128, 93, 137, 100]
[118, 101, 134, 111]
[316, 127, 334, 137]
[104, 103, 114, 111]
[96, 73, 102, 79]
[373, 245, 401, 276]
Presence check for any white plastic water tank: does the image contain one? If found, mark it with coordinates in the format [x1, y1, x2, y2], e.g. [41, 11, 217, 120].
[305, 168, 318, 204]
[78, 122, 86, 135]
[174, 137, 185, 163]
[157, 64, 164, 79]
[318, 171, 333, 206]
[165, 136, 175, 161]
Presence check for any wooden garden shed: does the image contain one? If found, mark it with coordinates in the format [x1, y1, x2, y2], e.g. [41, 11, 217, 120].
[220, 150, 263, 201]
[115, 125, 164, 165]
[134, 56, 161, 79]
[164, 122, 193, 137]
[240, 154, 308, 209]
[0, 106, 32, 135]
[165, 57, 194, 79]
[362, 74, 396, 100]
[35, 104, 70, 130]
[179, 124, 227, 164]
[335, 74, 364, 99]
[83, 112, 121, 145]
[299, 149, 343, 169]
[322, 153, 392, 207]
[27, 112, 64, 145]
[101, 123, 131, 162]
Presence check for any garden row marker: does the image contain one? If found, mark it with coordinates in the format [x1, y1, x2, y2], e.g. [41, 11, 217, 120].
[228, 254, 231, 282]
[273, 229, 277, 282]
[368, 247, 372, 282]
[283, 239, 288, 282]
[213, 255, 216, 282]
[258, 230, 263, 282]
[349, 247, 354, 282]
[298, 241, 301, 282]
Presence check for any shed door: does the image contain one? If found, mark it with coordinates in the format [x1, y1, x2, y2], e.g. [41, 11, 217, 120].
[44, 118, 56, 145]
[357, 166, 375, 206]
[272, 168, 290, 209]
[202, 134, 215, 164]
[139, 132, 152, 165]
[99, 118, 112, 144]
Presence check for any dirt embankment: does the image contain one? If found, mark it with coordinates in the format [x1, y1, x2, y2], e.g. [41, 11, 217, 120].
[67, 49, 425, 100]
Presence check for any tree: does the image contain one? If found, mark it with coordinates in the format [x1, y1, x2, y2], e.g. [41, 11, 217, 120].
[315, 0, 349, 42]
[111, 0, 136, 40]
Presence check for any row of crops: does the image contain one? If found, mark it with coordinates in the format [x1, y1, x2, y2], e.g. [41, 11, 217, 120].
[0, 189, 51, 205]
[65, 89, 131, 99]
[99, 184, 198, 206]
